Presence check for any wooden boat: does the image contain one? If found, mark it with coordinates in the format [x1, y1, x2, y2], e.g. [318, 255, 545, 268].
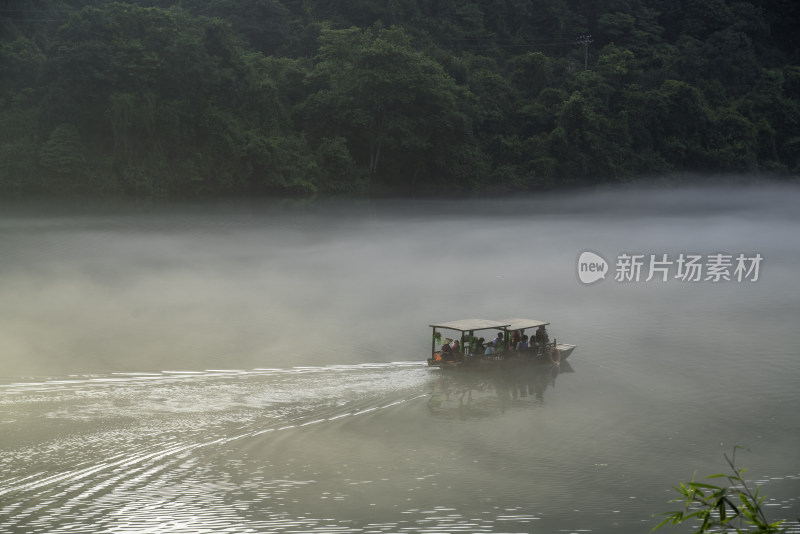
[427, 318, 576, 369]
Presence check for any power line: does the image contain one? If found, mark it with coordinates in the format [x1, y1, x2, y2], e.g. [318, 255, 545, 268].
[445, 38, 581, 49]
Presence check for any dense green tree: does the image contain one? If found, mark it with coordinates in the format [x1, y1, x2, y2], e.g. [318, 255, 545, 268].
[38, 123, 86, 175]
[0, 104, 41, 190]
[647, 79, 715, 168]
[299, 26, 487, 189]
[0, 34, 45, 96]
[176, 0, 293, 55]
[0, 0, 798, 195]
[508, 52, 554, 101]
[31, 3, 307, 194]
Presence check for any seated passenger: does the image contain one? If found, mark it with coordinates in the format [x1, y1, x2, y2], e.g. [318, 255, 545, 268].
[484, 341, 494, 355]
[510, 330, 521, 349]
[518, 335, 529, 350]
[535, 326, 549, 347]
[492, 332, 504, 348]
[467, 336, 480, 356]
[450, 339, 460, 353]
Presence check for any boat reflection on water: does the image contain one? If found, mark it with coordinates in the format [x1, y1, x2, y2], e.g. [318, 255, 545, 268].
[426, 360, 575, 419]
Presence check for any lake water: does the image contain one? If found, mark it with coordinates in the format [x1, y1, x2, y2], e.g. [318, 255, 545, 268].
[1, 185, 799, 533]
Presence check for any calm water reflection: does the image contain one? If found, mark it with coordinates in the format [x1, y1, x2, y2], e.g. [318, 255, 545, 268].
[427, 361, 571, 418]
[2, 186, 800, 533]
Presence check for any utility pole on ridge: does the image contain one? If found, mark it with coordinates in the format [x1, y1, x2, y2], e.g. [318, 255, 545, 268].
[577, 34, 593, 70]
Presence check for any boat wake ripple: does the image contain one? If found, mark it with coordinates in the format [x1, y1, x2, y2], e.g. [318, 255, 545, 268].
[0, 362, 430, 533]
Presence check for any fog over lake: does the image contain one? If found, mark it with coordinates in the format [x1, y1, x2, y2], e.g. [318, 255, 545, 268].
[1, 184, 799, 533]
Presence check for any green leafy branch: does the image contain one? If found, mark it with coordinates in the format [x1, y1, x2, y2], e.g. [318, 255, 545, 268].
[653, 447, 796, 533]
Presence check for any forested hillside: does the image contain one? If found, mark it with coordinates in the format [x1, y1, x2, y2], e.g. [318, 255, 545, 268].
[1, 0, 798, 195]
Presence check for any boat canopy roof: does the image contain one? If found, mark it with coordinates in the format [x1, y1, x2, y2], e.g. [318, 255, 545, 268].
[430, 318, 550, 333]
[429, 319, 510, 332]
[499, 318, 550, 331]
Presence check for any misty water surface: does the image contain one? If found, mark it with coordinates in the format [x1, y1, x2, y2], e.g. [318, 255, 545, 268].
[1, 184, 799, 533]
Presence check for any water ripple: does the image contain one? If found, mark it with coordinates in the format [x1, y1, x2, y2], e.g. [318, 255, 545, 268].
[1, 363, 438, 533]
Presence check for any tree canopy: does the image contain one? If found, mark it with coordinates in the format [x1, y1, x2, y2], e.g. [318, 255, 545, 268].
[0, 0, 798, 196]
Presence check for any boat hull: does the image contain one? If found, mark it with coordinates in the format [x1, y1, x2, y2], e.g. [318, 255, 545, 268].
[427, 344, 576, 369]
